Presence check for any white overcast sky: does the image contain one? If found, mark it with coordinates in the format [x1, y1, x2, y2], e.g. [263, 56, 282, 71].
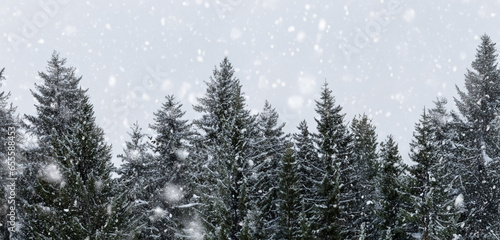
[1, 0, 500, 165]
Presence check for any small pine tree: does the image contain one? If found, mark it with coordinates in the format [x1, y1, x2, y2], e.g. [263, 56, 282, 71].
[249, 100, 287, 239]
[405, 104, 462, 240]
[117, 123, 154, 237]
[313, 82, 352, 239]
[377, 135, 408, 240]
[293, 120, 320, 239]
[277, 145, 301, 240]
[350, 114, 379, 239]
[427, 98, 462, 239]
[406, 108, 440, 239]
[147, 95, 194, 239]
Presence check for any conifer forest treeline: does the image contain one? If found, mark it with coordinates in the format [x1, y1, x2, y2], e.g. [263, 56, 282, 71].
[1, 34, 500, 239]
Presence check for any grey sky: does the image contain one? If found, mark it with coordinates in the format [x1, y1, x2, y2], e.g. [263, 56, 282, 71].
[1, 0, 499, 164]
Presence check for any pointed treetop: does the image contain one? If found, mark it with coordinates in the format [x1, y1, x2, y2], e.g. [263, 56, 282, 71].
[297, 120, 309, 134]
[316, 81, 335, 110]
[380, 135, 401, 159]
[156, 95, 186, 119]
[472, 34, 498, 74]
[214, 56, 236, 84]
[259, 100, 285, 133]
[0, 68, 10, 103]
[0, 67, 4, 82]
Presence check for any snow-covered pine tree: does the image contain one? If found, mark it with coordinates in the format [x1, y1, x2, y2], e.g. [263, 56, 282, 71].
[313, 82, 353, 239]
[146, 95, 194, 239]
[277, 145, 301, 240]
[0, 68, 23, 240]
[21, 52, 87, 239]
[453, 34, 500, 238]
[23, 53, 139, 239]
[117, 123, 154, 237]
[192, 57, 258, 239]
[377, 135, 408, 240]
[40, 93, 139, 239]
[118, 122, 152, 204]
[405, 100, 461, 240]
[426, 98, 462, 239]
[24, 52, 82, 148]
[293, 120, 320, 239]
[405, 108, 441, 239]
[405, 108, 437, 239]
[350, 114, 379, 239]
[248, 100, 287, 239]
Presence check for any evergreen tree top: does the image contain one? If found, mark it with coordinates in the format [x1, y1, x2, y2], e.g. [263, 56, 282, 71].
[259, 100, 286, 139]
[380, 135, 403, 164]
[150, 94, 192, 158]
[351, 114, 378, 142]
[0, 68, 11, 108]
[315, 82, 342, 118]
[37, 51, 82, 91]
[25, 51, 87, 141]
[152, 95, 188, 130]
[314, 81, 351, 159]
[408, 108, 436, 168]
[351, 114, 378, 161]
[314, 82, 346, 128]
[472, 34, 498, 74]
[295, 120, 310, 138]
[453, 34, 500, 159]
[194, 58, 237, 120]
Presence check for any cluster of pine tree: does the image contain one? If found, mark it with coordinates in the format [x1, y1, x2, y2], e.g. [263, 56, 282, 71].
[1, 34, 500, 239]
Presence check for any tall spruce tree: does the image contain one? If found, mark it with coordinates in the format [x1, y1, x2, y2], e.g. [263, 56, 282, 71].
[377, 135, 407, 240]
[350, 114, 379, 239]
[427, 98, 462, 239]
[293, 120, 320, 239]
[147, 95, 194, 239]
[313, 82, 352, 239]
[0, 68, 23, 239]
[192, 57, 258, 239]
[453, 34, 500, 238]
[406, 109, 437, 239]
[23, 52, 139, 239]
[277, 145, 301, 240]
[406, 102, 461, 240]
[117, 123, 154, 238]
[249, 100, 287, 239]
[24, 52, 82, 146]
[21, 52, 86, 239]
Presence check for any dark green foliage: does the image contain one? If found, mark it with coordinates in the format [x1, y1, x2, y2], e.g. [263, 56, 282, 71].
[0, 68, 24, 240]
[277, 146, 301, 240]
[350, 114, 379, 239]
[32, 94, 138, 239]
[453, 34, 500, 239]
[313, 82, 352, 239]
[117, 123, 154, 238]
[24, 52, 82, 146]
[23, 53, 139, 239]
[148, 95, 194, 239]
[293, 120, 320, 239]
[192, 57, 258, 240]
[377, 135, 408, 240]
[405, 101, 461, 240]
[8, 37, 500, 239]
[249, 100, 287, 239]
[406, 109, 438, 238]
